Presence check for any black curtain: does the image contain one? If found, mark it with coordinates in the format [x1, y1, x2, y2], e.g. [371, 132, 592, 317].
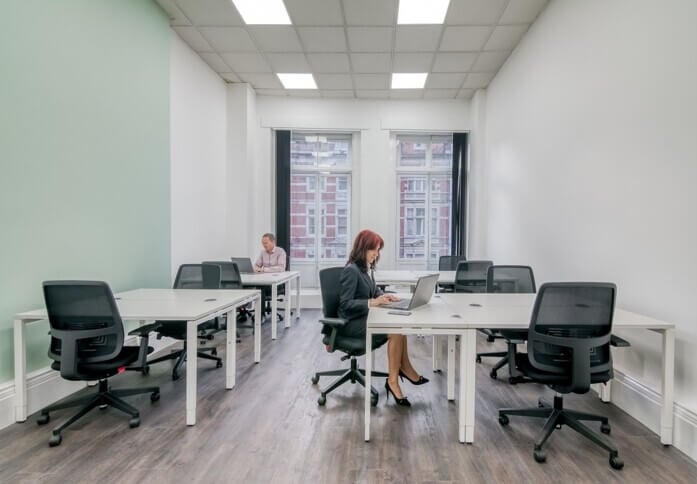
[275, 130, 291, 269]
[451, 133, 468, 256]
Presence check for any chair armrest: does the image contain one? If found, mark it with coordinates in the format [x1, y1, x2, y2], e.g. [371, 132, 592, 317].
[319, 317, 347, 329]
[611, 334, 631, 347]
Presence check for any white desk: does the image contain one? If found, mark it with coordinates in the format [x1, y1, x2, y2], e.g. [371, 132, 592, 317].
[14, 288, 261, 426]
[364, 293, 675, 446]
[240, 271, 301, 340]
[372, 270, 455, 286]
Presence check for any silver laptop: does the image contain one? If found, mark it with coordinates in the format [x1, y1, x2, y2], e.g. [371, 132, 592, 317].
[382, 273, 439, 310]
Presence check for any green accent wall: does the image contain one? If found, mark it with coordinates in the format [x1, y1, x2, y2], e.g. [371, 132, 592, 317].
[0, 1, 171, 382]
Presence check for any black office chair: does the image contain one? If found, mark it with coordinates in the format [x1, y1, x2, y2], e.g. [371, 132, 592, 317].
[204, 260, 254, 329]
[144, 264, 223, 380]
[232, 256, 285, 322]
[311, 267, 388, 407]
[454, 260, 498, 343]
[498, 282, 624, 470]
[477, 265, 536, 383]
[437, 255, 467, 292]
[37, 281, 160, 447]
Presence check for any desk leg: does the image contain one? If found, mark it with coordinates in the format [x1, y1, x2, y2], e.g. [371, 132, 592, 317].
[284, 280, 291, 328]
[254, 295, 261, 363]
[226, 309, 236, 389]
[447, 335, 456, 401]
[364, 330, 373, 442]
[459, 329, 476, 444]
[295, 274, 301, 319]
[271, 284, 278, 340]
[432, 336, 441, 372]
[14, 319, 27, 422]
[661, 328, 675, 445]
[186, 320, 198, 426]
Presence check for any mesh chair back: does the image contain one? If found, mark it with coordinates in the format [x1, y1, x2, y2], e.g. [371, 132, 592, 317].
[203, 261, 242, 289]
[455, 260, 493, 293]
[486, 265, 536, 294]
[43, 281, 123, 364]
[173, 264, 221, 289]
[528, 283, 615, 391]
[439, 255, 467, 271]
[230, 257, 255, 274]
[319, 267, 343, 318]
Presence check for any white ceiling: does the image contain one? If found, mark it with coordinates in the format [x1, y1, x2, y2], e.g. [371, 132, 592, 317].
[156, 0, 549, 99]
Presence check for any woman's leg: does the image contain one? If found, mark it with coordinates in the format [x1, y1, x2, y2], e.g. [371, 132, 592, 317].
[399, 335, 421, 380]
[387, 334, 406, 398]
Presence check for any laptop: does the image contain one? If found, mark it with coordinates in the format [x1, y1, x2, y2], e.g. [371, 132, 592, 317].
[382, 273, 439, 310]
[230, 257, 255, 274]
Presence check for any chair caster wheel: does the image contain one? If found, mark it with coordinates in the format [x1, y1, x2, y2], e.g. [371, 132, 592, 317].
[486, 335, 495, 342]
[211, 348, 217, 356]
[37, 413, 50, 425]
[371, 395, 379, 407]
[150, 391, 160, 403]
[311, 375, 320, 385]
[533, 448, 546, 463]
[498, 414, 509, 426]
[601, 423, 611, 434]
[141, 365, 150, 375]
[508, 377, 518, 385]
[490, 370, 497, 379]
[318, 394, 326, 406]
[172, 372, 180, 381]
[609, 454, 624, 469]
[49, 433, 62, 447]
[99, 404, 108, 410]
[216, 360, 223, 368]
[129, 417, 140, 428]
[475, 355, 482, 363]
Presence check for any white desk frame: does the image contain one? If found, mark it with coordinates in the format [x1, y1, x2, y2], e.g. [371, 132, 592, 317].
[241, 271, 301, 340]
[365, 293, 675, 446]
[14, 288, 261, 426]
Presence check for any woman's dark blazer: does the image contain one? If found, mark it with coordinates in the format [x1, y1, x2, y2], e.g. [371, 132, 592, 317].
[337, 262, 384, 339]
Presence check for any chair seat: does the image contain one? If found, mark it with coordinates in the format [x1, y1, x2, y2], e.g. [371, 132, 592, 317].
[155, 320, 218, 340]
[322, 333, 388, 356]
[515, 353, 612, 391]
[500, 329, 527, 340]
[51, 346, 149, 380]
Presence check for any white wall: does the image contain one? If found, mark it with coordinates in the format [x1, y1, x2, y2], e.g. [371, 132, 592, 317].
[170, 30, 229, 277]
[242, 96, 473, 270]
[480, 0, 697, 455]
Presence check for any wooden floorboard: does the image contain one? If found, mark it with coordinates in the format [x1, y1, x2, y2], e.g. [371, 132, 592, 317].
[0, 310, 695, 483]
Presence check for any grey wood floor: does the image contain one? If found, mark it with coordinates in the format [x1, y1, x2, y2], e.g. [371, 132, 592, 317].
[0, 310, 695, 483]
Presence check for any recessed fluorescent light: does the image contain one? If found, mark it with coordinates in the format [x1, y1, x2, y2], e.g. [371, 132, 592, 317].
[398, 0, 450, 24]
[277, 73, 317, 89]
[391, 73, 428, 89]
[231, 0, 291, 25]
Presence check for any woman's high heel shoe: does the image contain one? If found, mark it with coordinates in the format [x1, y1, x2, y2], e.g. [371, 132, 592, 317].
[399, 369, 429, 386]
[385, 380, 411, 406]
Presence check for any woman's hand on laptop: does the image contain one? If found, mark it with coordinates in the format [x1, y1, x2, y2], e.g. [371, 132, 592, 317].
[370, 294, 400, 307]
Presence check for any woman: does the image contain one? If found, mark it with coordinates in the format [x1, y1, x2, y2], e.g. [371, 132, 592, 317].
[338, 229, 429, 407]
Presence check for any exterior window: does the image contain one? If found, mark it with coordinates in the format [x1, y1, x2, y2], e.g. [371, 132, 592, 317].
[290, 132, 353, 288]
[396, 134, 453, 269]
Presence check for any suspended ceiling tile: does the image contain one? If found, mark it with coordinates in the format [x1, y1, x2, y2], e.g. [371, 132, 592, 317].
[198, 27, 257, 52]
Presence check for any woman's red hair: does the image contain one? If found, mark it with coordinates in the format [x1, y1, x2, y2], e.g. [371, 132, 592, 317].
[348, 229, 384, 269]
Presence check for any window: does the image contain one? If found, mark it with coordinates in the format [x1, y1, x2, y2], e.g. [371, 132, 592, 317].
[396, 134, 453, 268]
[290, 132, 353, 288]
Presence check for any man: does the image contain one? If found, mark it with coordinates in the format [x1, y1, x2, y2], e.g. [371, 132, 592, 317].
[254, 233, 287, 273]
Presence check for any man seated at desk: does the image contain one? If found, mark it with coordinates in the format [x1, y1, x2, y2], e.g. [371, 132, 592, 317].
[254, 232, 286, 273]
[254, 233, 287, 319]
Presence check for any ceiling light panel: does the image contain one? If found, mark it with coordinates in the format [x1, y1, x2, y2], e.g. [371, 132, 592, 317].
[231, 0, 291, 25]
[391, 73, 428, 89]
[398, 0, 450, 25]
[277, 73, 318, 89]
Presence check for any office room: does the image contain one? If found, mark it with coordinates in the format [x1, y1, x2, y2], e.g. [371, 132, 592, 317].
[1, 0, 695, 482]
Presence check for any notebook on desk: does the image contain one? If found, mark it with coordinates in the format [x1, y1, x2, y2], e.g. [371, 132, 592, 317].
[382, 274, 439, 310]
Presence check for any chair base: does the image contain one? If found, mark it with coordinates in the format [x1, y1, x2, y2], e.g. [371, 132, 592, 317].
[312, 357, 389, 406]
[499, 394, 623, 469]
[38, 379, 159, 447]
[147, 343, 222, 380]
